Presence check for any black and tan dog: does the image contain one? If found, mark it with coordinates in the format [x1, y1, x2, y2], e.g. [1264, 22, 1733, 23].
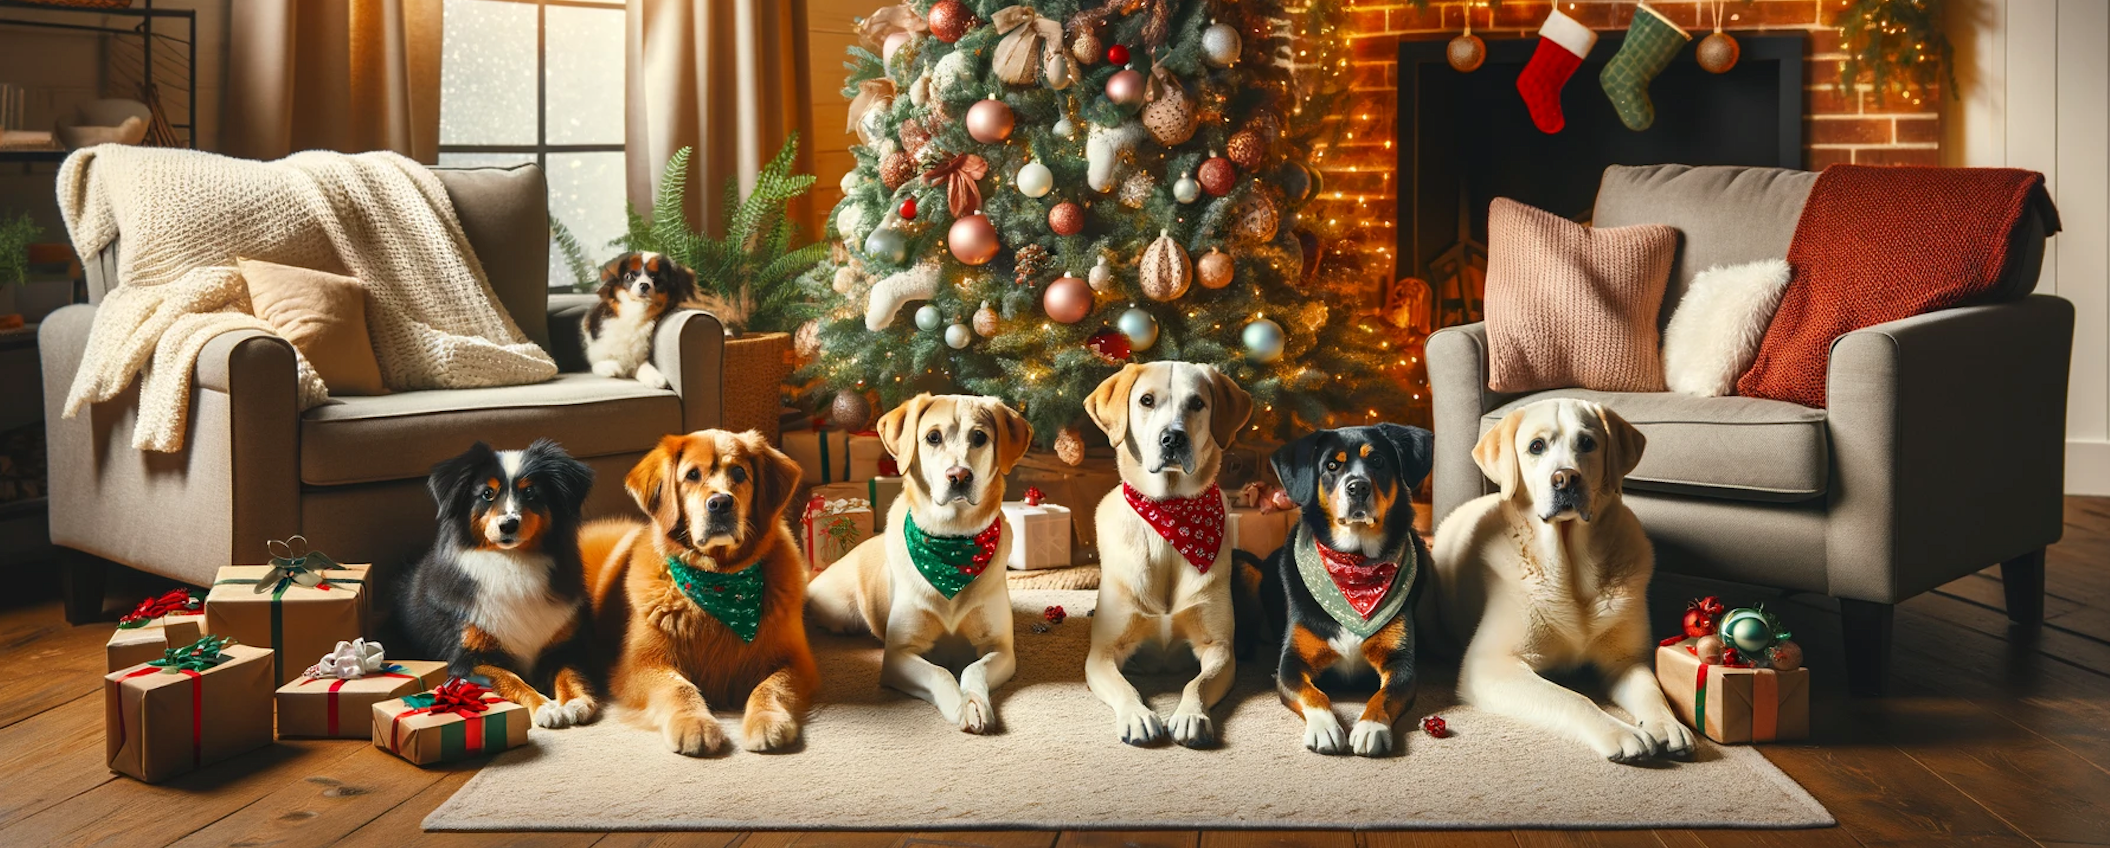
[1245, 423, 1434, 757]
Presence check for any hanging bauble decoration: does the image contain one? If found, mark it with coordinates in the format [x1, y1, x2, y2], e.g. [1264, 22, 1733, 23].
[1242, 318, 1286, 363]
[1201, 20, 1241, 67]
[1196, 248, 1234, 289]
[834, 201, 869, 240]
[1107, 44, 1131, 65]
[1227, 129, 1266, 169]
[880, 151, 915, 190]
[1087, 255, 1114, 291]
[1140, 67, 1198, 146]
[915, 303, 944, 332]
[1768, 640, 1804, 672]
[1140, 230, 1191, 302]
[1015, 161, 1054, 198]
[927, 0, 971, 43]
[1054, 426, 1086, 466]
[883, 31, 914, 63]
[1053, 115, 1076, 139]
[898, 196, 919, 221]
[972, 300, 1000, 336]
[1045, 50, 1077, 90]
[832, 264, 862, 294]
[945, 322, 973, 349]
[795, 319, 823, 359]
[1278, 161, 1314, 202]
[1173, 169, 1201, 204]
[968, 96, 1016, 143]
[1447, 13, 1485, 73]
[1118, 171, 1156, 209]
[1198, 154, 1237, 197]
[864, 225, 908, 264]
[1086, 328, 1132, 364]
[948, 213, 1001, 265]
[1070, 26, 1102, 65]
[830, 389, 874, 430]
[1235, 193, 1280, 242]
[1043, 274, 1094, 323]
[1105, 67, 1146, 108]
[1697, 31, 1740, 74]
[899, 117, 933, 157]
[1048, 201, 1084, 236]
[1118, 307, 1159, 351]
[1294, 228, 1323, 285]
[839, 170, 859, 194]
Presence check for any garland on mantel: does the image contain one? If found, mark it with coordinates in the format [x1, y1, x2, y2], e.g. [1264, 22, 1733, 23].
[1835, 0, 1954, 105]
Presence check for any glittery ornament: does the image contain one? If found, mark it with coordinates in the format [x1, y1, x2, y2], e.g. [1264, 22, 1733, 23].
[1447, 32, 1486, 72]
[1118, 307, 1159, 351]
[1196, 248, 1234, 289]
[1139, 229, 1191, 301]
[795, 319, 822, 358]
[1087, 255, 1114, 291]
[830, 389, 873, 430]
[1242, 317, 1285, 362]
[915, 303, 943, 331]
[1235, 193, 1279, 241]
[1173, 170, 1200, 204]
[899, 118, 932, 158]
[1768, 640, 1803, 672]
[972, 301, 1000, 336]
[968, 96, 1016, 143]
[1697, 31, 1740, 73]
[1054, 426, 1086, 466]
[945, 323, 973, 349]
[1043, 274, 1094, 323]
[928, 0, 970, 43]
[1141, 69, 1197, 146]
[1227, 129, 1266, 169]
[1048, 201, 1084, 236]
[1421, 716, 1450, 738]
[1071, 28, 1101, 65]
[1086, 328, 1132, 364]
[1043, 604, 1066, 624]
[832, 265, 861, 294]
[1201, 21, 1241, 67]
[1015, 161, 1053, 197]
[948, 212, 1001, 265]
[1107, 44, 1130, 65]
[1118, 171, 1156, 209]
[1683, 596, 1727, 638]
[880, 151, 915, 190]
[1198, 154, 1236, 196]
[1105, 67, 1145, 107]
[899, 196, 919, 221]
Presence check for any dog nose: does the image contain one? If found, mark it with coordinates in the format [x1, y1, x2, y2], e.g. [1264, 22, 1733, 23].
[1551, 468, 1581, 491]
[1158, 429, 1188, 452]
[497, 516, 521, 535]
[1345, 477, 1371, 499]
[945, 466, 974, 487]
[705, 493, 734, 514]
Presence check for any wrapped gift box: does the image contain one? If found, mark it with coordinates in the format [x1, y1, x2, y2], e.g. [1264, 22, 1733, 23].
[782, 428, 884, 484]
[206, 550, 371, 684]
[1656, 640, 1809, 743]
[276, 641, 448, 739]
[372, 679, 529, 766]
[810, 477, 903, 529]
[106, 590, 208, 673]
[1010, 454, 1122, 552]
[105, 636, 275, 783]
[1001, 499, 1073, 570]
[1227, 506, 1296, 559]
[801, 492, 876, 574]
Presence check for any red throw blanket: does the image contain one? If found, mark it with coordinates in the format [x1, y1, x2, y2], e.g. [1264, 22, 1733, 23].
[1737, 165, 2060, 407]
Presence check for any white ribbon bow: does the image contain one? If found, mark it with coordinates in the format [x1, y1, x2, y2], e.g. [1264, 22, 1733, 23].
[304, 638, 388, 680]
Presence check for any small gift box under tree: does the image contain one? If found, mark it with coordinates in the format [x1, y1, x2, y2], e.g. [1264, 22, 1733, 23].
[781, 427, 885, 485]
[105, 635, 275, 783]
[801, 492, 875, 573]
[276, 639, 448, 739]
[1655, 599, 1809, 743]
[372, 678, 528, 766]
[106, 589, 206, 673]
[205, 536, 371, 684]
[1226, 482, 1297, 559]
[1002, 487, 1072, 570]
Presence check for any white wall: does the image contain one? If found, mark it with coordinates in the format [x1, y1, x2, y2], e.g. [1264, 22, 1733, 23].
[1949, 0, 2110, 496]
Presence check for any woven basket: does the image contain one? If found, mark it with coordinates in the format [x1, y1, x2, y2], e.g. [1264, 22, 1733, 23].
[723, 332, 793, 443]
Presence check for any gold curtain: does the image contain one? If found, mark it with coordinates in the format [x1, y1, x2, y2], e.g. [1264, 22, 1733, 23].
[626, 0, 814, 237]
[223, 0, 443, 163]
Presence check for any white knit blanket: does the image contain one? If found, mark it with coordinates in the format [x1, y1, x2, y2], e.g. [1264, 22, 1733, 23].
[57, 146, 558, 451]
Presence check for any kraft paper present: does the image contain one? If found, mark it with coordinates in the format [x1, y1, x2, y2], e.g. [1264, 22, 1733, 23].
[206, 562, 371, 684]
[1227, 506, 1296, 559]
[276, 660, 448, 739]
[811, 477, 904, 530]
[372, 681, 529, 766]
[1001, 501, 1073, 570]
[1656, 642, 1809, 743]
[106, 614, 206, 673]
[783, 428, 884, 484]
[802, 493, 876, 574]
[104, 640, 275, 783]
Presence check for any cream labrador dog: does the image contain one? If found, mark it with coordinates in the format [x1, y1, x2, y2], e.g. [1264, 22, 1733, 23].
[1431, 398, 1696, 763]
[1082, 362, 1254, 747]
[807, 394, 1032, 733]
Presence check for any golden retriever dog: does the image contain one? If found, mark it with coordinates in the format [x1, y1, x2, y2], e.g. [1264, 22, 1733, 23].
[1431, 398, 1696, 763]
[1082, 362, 1253, 747]
[807, 394, 1032, 733]
[580, 430, 819, 756]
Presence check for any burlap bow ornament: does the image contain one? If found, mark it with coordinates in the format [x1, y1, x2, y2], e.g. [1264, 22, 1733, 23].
[848, 78, 898, 144]
[992, 6, 1065, 85]
[152, 634, 235, 673]
[856, 3, 927, 50]
[257, 535, 340, 594]
[304, 638, 392, 680]
[924, 153, 990, 217]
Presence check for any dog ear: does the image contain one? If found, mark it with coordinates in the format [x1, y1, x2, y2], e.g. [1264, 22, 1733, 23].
[625, 434, 686, 531]
[523, 438, 595, 518]
[428, 441, 496, 520]
[989, 400, 1034, 474]
[875, 393, 932, 463]
[1594, 405, 1647, 487]
[746, 433, 806, 528]
[596, 253, 633, 297]
[1269, 430, 1326, 507]
[1083, 364, 1143, 445]
[1472, 410, 1524, 500]
[1374, 423, 1435, 492]
[662, 258, 697, 305]
[1203, 364, 1254, 450]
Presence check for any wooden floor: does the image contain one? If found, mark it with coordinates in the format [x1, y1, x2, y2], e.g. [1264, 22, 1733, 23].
[4, 498, 2109, 847]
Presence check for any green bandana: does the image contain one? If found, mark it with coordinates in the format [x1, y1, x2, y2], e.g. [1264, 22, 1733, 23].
[667, 557, 766, 642]
[1290, 524, 1417, 640]
[902, 512, 1002, 600]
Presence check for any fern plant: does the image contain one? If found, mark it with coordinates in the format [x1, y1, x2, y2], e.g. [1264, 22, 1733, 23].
[0, 212, 39, 287]
[550, 215, 596, 293]
[615, 135, 828, 336]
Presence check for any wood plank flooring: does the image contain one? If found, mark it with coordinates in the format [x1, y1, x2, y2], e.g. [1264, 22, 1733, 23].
[3, 497, 2108, 847]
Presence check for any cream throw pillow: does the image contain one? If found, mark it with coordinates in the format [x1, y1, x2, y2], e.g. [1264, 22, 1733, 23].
[238, 257, 388, 396]
[1483, 198, 1677, 393]
[1660, 258, 1792, 397]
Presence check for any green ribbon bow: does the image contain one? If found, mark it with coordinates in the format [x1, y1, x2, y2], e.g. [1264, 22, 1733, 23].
[254, 535, 340, 594]
[667, 557, 766, 643]
[151, 634, 236, 673]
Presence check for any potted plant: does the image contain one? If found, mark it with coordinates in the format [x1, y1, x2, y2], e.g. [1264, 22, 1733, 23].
[0, 212, 39, 322]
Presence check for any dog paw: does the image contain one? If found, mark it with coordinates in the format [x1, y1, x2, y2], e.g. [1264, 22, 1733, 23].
[958, 692, 994, 735]
[559, 697, 600, 726]
[742, 708, 801, 752]
[1349, 720, 1393, 757]
[1116, 708, 1166, 746]
[1303, 712, 1349, 755]
[533, 700, 575, 729]
[1590, 720, 1658, 764]
[591, 359, 622, 378]
[636, 362, 669, 389]
[1168, 712, 1216, 749]
[665, 711, 727, 757]
[1640, 715, 1695, 760]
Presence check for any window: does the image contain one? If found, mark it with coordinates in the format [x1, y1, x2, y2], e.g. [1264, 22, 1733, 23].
[437, 0, 625, 290]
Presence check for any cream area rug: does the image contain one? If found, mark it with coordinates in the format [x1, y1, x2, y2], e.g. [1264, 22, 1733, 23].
[425, 590, 1832, 831]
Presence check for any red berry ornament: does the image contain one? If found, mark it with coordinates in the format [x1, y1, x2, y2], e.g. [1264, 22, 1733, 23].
[1044, 605, 1067, 624]
[1107, 44, 1130, 65]
[1421, 716, 1450, 738]
[1024, 486, 1046, 506]
[1682, 595, 1727, 639]
[899, 197, 918, 221]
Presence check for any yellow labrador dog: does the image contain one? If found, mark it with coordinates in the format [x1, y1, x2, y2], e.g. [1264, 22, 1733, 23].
[1432, 398, 1695, 764]
[1082, 362, 1253, 747]
[807, 394, 1031, 733]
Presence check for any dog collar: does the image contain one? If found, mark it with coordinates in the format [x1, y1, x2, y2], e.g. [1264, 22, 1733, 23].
[903, 513, 1002, 600]
[666, 556, 765, 642]
[1293, 526, 1416, 639]
[1122, 483, 1225, 575]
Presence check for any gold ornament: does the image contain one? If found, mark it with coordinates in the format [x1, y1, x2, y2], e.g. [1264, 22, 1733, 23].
[1448, 33, 1485, 72]
[1235, 193, 1279, 242]
[1118, 171, 1156, 209]
[1139, 229, 1191, 301]
[899, 117, 932, 158]
[1196, 248, 1234, 289]
[880, 151, 915, 190]
[972, 301, 1000, 336]
[1227, 129, 1266, 169]
[1054, 426, 1086, 466]
[1140, 67, 1198, 146]
[1697, 31, 1740, 74]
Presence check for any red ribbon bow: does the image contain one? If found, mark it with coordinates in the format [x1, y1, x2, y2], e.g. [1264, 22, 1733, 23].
[119, 589, 199, 626]
[409, 678, 495, 718]
[1023, 486, 1045, 506]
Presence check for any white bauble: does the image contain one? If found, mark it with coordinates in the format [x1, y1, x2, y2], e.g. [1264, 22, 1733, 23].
[932, 51, 975, 95]
[1118, 307, 1159, 351]
[1202, 21, 1242, 68]
[835, 202, 868, 240]
[1088, 255, 1114, 291]
[832, 265, 860, 294]
[1173, 170, 1200, 204]
[1016, 162, 1054, 198]
[915, 303, 944, 331]
[945, 323, 973, 349]
[1053, 116, 1076, 139]
[1242, 318, 1286, 363]
[1045, 51, 1075, 90]
[839, 170, 859, 194]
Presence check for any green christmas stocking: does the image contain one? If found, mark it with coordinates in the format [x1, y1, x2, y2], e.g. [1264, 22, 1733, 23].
[1600, 3, 1691, 131]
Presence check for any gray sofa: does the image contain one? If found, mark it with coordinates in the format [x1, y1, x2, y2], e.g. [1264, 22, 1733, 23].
[39, 164, 727, 623]
[1428, 164, 2072, 696]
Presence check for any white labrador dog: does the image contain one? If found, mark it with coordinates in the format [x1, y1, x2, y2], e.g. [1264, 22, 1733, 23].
[1082, 362, 1253, 747]
[1431, 398, 1696, 763]
[807, 394, 1032, 733]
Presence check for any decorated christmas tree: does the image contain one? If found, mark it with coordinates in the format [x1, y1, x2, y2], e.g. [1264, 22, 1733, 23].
[799, 0, 1405, 455]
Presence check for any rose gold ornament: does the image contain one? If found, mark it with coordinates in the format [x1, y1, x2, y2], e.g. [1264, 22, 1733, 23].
[928, 0, 970, 43]
[898, 118, 932, 158]
[1139, 230, 1191, 301]
[880, 151, 914, 190]
[1043, 274, 1094, 323]
[1054, 426, 1086, 466]
[1048, 201, 1084, 236]
[967, 96, 1015, 143]
[1105, 67, 1145, 107]
[1196, 248, 1233, 289]
[1447, 33, 1485, 72]
[1697, 31, 1740, 74]
[972, 301, 1000, 336]
[948, 212, 1001, 265]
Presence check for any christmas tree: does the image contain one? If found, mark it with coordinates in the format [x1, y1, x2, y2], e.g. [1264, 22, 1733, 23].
[799, 0, 1404, 451]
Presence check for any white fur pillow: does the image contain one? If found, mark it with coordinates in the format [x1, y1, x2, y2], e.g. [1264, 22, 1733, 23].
[1660, 258, 1793, 397]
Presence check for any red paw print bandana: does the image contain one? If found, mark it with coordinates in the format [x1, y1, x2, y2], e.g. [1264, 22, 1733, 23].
[1122, 483, 1225, 574]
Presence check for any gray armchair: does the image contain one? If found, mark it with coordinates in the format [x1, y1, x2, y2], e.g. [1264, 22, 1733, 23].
[1428, 164, 2072, 696]
[39, 164, 727, 623]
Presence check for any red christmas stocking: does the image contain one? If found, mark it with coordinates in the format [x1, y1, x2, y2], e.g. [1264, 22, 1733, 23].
[1515, 8, 1599, 134]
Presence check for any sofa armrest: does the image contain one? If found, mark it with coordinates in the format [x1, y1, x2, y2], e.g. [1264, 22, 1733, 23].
[545, 293, 595, 372]
[1825, 294, 2073, 603]
[654, 309, 726, 434]
[1427, 322, 1529, 529]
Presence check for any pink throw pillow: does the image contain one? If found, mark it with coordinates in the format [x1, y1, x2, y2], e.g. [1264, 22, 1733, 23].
[1483, 198, 1676, 393]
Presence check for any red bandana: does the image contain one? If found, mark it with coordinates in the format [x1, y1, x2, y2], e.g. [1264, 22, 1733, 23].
[1122, 483, 1225, 574]
[1313, 537, 1400, 618]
